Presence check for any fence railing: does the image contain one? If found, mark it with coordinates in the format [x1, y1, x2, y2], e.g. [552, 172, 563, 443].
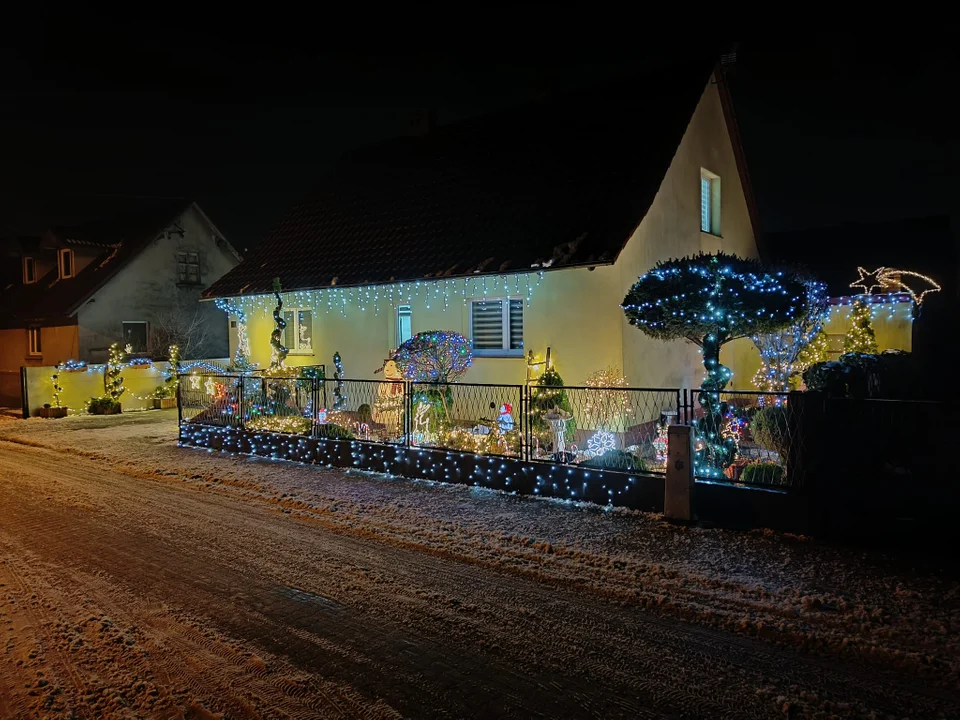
[178, 373, 680, 473]
[682, 390, 800, 488]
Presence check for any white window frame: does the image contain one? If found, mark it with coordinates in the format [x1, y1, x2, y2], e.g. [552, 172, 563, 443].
[396, 304, 413, 347]
[700, 168, 721, 236]
[22, 256, 36, 284]
[59, 248, 75, 279]
[470, 296, 524, 357]
[283, 308, 314, 355]
[122, 321, 149, 353]
[27, 327, 41, 356]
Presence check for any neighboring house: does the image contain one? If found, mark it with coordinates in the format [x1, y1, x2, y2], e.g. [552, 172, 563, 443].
[204, 58, 762, 391]
[0, 199, 241, 385]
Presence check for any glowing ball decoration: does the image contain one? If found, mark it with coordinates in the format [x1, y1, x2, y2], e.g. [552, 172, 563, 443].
[392, 331, 473, 383]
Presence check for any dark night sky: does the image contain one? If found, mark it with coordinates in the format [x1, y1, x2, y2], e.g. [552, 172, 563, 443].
[1, 17, 956, 257]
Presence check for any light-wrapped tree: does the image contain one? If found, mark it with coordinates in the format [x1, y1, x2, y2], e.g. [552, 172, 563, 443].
[622, 253, 808, 476]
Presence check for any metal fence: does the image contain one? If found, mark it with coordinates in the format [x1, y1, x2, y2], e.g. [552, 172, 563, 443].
[179, 372, 679, 474]
[682, 390, 799, 488]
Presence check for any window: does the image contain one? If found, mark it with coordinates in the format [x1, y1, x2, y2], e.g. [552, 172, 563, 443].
[23, 256, 36, 284]
[282, 309, 313, 353]
[27, 327, 41, 356]
[700, 169, 721, 236]
[470, 298, 523, 356]
[59, 248, 74, 279]
[122, 321, 149, 353]
[396, 304, 412, 346]
[177, 252, 201, 284]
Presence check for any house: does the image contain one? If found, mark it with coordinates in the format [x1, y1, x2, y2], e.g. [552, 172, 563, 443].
[203, 58, 763, 391]
[0, 198, 241, 404]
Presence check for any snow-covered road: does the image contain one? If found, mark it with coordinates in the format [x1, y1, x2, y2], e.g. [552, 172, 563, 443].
[0, 412, 958, 718]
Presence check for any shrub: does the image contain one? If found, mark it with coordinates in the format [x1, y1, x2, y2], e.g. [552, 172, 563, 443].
[246, 415, 312, 435]
[740, 462, 785, 486]
[316, 423, 355, 440]
[580, 449, 649, 473]
[750, 406, 790, 458]
[88, 397, 121, 415]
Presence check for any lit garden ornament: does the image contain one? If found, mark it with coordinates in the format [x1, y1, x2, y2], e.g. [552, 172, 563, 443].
[586, 430, 615, 456]
[204, 377, 216, 396]
[544, 407, 572, 457]
[850, 266, 941, 306]
[190, 374, 201, 390]
[497, 403, 514, 432]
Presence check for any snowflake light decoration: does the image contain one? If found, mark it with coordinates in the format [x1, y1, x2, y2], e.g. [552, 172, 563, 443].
[587, 430, 616, 456]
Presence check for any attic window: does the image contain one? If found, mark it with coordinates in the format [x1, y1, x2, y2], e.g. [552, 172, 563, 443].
[58, 248, 74, 278]
[23, 257, 36, 284]
[700, 169, 721, 236]
[58, 249, 74, 279]
[177, 252, 201, 284]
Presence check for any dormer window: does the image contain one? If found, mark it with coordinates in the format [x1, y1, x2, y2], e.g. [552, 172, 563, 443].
[59, 248, 75, 279]
[23, 256, 36, 284]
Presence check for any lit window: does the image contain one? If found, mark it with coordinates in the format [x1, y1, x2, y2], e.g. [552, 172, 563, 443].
[122, 321, 149, 353]
[177, 252, 201, 284]
[470, 298, 523, 356]
[700, 169, 721, 236]
[397, 304, 412, 346]
[23, 256, 36, 284]
[282, 309, 313, 353]
[27, 327, 41, 356]
[59, 248, 74, 279]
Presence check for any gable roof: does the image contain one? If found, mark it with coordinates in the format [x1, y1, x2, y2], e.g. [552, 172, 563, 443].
[204, 57, 721, 299]
[0, 197, 194, 326]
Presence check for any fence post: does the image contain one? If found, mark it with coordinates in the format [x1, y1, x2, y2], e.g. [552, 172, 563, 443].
[236, 377, 245, 430]
[404, 382, 411, 447]
[665, 424, 695, 521]
[176, 373, 183, 440]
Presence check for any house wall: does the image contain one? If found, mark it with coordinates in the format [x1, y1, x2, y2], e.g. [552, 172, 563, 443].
[225, 76, 763, 392]
[0, 324, 80, 372]
[232, 264, 625, 386]
[78, 206, 239, 363]
[616, 74, 762, 391]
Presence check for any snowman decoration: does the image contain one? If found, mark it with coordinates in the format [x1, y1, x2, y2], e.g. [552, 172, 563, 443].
[373, 356, 405, 438]
[497, 403, 514, 433]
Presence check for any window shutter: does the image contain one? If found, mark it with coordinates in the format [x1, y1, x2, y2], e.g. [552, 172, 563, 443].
[472, 300, 503, 350]
[508, 299, 523, 350]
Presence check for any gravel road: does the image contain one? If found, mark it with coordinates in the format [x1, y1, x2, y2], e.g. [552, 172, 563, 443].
[0, 412, 957, 718]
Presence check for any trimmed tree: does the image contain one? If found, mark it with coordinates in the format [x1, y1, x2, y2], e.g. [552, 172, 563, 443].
[269, 277, 289, 369]
[622, 253, 808, 476]
[393, 331, 473, 424]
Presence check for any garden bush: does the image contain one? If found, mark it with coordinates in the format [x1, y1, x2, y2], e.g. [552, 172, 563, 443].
[740, 462, 785, 486]
[580, 449, 649, 473]
[88, 397, 121, 415]
[750, 406, 790, 458]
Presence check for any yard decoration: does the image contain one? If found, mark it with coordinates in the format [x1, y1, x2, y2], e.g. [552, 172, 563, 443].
[794, 328, 830, 377]
[581, 366, 630, 431]
[751, 279, 828, 396]
[850, 266, 940, 307]
[373, 358, 405, 434]
[51, 364, 64, 408]
[843, 300, 879, 354]
[623, 253, 808, 477]
[333, 351, 346, 410]
[104, 343, 126, 402]
[269, 277, 289, 369]
[529, 366, 576, 449]
[153, 344, 181, 408]
[392, 331, 472, 383]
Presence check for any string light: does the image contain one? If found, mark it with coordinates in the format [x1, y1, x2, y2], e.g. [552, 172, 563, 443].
[850, 267, 940, 306]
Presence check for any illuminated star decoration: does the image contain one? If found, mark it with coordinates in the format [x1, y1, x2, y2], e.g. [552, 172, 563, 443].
[849, 267, 886, 295]
[850, 267, 941, 306]
[190, 374, 201, 390]
[204, 377, 216, 396]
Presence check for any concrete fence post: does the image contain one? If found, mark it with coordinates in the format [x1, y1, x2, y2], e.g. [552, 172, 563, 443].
[665, 424, 695, 521]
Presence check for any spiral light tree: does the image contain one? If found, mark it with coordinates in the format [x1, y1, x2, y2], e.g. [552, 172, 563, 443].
[270, 277, 289, 369]
[622, 253, 808, 477]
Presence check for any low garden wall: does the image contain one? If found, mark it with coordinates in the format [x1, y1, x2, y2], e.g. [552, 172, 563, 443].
[21, 359, 229, 417]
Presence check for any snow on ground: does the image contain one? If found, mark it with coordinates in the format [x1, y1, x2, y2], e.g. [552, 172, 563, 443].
[1, 411, 959, 717]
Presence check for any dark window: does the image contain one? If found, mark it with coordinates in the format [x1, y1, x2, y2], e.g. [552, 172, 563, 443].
[23, 257, 36, 284]
[122, 321, 149, 353]
[177, 252, 201, 284]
